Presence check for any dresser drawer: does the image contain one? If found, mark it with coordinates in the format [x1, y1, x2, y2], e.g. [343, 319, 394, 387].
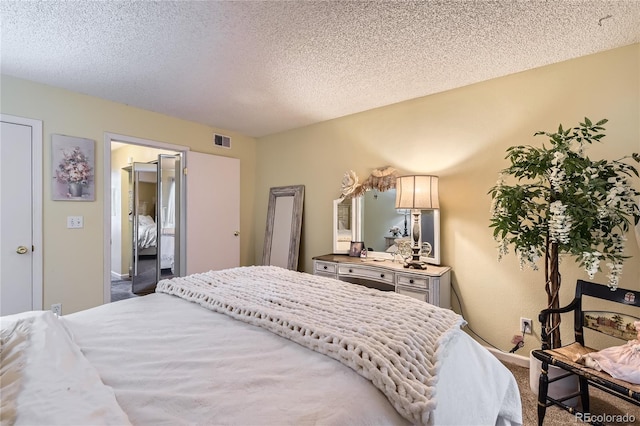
[315, 261, 337, 274]
[396, 273, 429, 289]
[397, 286, 429, 303]
[338, 264, 395, 285]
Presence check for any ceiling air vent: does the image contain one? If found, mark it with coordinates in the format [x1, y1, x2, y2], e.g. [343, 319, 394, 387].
[214, 133, 231, 148]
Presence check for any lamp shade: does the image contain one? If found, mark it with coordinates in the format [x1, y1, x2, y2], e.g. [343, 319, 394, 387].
[395, 175, 439, 209]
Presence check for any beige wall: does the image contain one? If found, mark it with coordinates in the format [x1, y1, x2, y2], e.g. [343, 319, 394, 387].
[255, 44, 640, 354]
[1, 76, 258, 314]
[1, 44, 638, 354]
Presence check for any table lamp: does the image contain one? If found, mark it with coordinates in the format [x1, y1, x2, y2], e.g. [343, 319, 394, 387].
[395, 175, 439, 269]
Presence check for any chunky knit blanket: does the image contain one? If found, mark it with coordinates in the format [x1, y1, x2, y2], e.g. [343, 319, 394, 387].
[156, 265, 465, 425]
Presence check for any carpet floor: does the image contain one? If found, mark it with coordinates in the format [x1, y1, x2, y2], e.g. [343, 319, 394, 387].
[502, 361, 639, 426]
[110, 279, 140, 302]
[111, 256, 176, 301]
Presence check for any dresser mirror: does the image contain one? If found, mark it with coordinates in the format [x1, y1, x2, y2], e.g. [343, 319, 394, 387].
[332, 197, 358, 254]
[332, 189, 440, 265]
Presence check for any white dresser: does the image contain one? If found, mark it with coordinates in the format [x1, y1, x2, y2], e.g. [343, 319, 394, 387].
[312, 254, 451, 308]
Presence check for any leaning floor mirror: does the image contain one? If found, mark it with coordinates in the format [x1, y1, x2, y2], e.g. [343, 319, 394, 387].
[262, 185, 305, 270]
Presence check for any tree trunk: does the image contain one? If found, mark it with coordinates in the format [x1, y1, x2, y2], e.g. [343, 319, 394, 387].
[545, 240, 562, 348]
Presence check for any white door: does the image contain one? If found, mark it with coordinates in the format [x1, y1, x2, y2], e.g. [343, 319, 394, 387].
[0, 115, 43, 315]
[186, 152, 240, 274]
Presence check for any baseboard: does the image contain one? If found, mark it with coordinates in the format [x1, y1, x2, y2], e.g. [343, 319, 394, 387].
[485, 346, 530, 368]
[110, 271, 128, 280]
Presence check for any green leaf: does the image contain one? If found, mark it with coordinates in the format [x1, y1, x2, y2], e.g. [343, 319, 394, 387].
[488, 117, 638, 283]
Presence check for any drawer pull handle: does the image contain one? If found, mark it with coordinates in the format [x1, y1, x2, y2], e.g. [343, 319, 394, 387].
[323, 265, 328, 270]
[380, 274, 385, 278]
[409, 279, 414, 284]
[349, 269, 353, 273]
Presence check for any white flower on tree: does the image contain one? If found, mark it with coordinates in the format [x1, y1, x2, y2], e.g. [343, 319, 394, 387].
[548, 151, 567, 192]
[580, 251, 602, 279]
[548, 201, 572, 244]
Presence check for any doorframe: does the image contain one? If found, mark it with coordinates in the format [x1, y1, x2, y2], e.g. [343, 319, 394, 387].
[0, 114, 43, 310]
[102, 132, 189, 304]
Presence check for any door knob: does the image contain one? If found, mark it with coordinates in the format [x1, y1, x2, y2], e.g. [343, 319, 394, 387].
[16, 246, 28, 254]
[234, 231, 240, 236]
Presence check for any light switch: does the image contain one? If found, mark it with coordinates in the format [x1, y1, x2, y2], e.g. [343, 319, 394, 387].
[67, 216, 83, 229]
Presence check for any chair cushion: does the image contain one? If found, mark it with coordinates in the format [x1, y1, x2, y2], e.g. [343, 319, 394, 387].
[548, 342, 597, 363]
[533, 343, 640, 396]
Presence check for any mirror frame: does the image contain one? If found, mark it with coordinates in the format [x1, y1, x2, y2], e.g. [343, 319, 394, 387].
[130, 161, 158, 294]
[347, 194, 441, 265]
[263, 185, 305, 270]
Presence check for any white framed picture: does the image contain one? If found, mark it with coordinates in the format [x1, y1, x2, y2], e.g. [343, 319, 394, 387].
[51, 134, 95, 201]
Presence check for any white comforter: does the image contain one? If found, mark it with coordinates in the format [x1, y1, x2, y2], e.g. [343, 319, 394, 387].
[0, 311, 130, 426]
[137, 215, 156, 249]
[1, 269, 522, 426]
[156, 266, 465, 424]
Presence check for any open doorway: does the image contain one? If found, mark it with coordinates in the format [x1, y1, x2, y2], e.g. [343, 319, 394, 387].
[106, 134, 187, 302]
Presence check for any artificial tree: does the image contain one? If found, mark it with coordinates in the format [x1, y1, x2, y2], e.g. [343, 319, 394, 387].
[489, 118, 639, 349]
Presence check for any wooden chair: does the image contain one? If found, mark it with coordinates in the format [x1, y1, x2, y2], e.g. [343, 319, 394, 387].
[531, 279, 640, 426]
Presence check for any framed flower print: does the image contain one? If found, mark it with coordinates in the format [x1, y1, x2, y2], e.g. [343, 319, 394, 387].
[51, 134, 95, 201]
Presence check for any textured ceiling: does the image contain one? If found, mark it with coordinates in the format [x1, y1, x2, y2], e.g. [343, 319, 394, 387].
[1, 1, 639, 138]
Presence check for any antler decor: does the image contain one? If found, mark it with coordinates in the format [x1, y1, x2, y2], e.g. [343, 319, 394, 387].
[341, 166, 397, 199]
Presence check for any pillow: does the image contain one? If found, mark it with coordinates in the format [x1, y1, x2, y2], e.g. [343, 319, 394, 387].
[138, 215, 155, 226]
[581, 321, 640, 385]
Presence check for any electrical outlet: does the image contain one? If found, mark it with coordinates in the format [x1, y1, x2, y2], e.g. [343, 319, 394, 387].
[51, 303, 62, 316]
[520, 317, 532, 334]
[67, 216, 83, 228]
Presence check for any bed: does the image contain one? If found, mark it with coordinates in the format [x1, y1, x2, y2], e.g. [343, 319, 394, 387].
[136, 214, 174, 270]
[1, 266, 522, 425]
[136, 214, 157, 254]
